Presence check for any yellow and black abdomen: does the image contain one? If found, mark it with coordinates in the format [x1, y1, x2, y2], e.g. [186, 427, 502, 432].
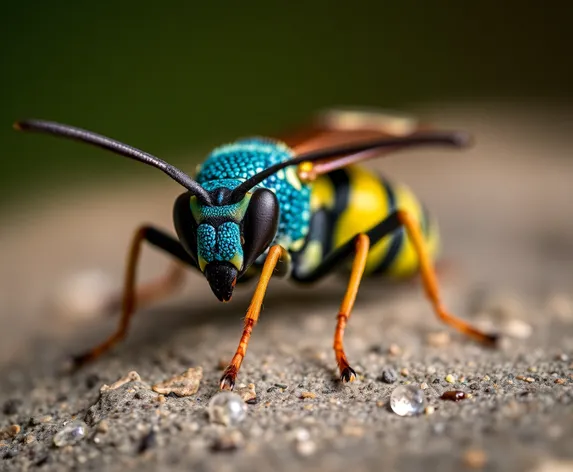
[291, 165, 440, 279]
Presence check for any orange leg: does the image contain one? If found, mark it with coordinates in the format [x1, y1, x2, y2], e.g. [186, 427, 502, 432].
[397, 210, 498, 345]
[103, 261, 185, 315]
[333, 234, 371, 382]
[220, 245, 286, 390]
[72, 225, 194, 367]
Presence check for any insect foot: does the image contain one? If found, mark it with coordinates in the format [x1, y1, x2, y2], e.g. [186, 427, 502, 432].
[340, 366, 357, 383]
[220, 366, 238, 391]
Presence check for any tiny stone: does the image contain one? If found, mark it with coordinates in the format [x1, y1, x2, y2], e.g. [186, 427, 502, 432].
[445, 374, 456, 383]
[463, 448, 487, 468]
[528, 366, 538, 373]
[152, 367, 203, 396]
[469, 383, 480, 390]
[100, 371, 142, 393]
[440, 390, 467, 401]
[424, 406, 435, 415]
[379, 369, 398, 384]
[426, 366, 437, 375]
[516, 375, 535, 383]
[555, 353, 569, 362]
[211, 430, 244, 451]
[299, 391, 316, 400]
[426, 331, 451, 347]
[400, 368, 409, 377]
[502, 319, 532, 339]
[388, 344, 402, 356]
[0, 424, 20, 440]
[376, 401, 385, 407]
[53, 420, 88, 447]
[390, 385, 426, 416]
[420, 382, 429, 390]
[96, 420, 109, 434]
[555, 378, 566, 385]
[23, 434, 36, 444]
[208, 392, 247, 426]
[296, 440, 316, 457]
[482, 375, 490, 381]
[156, 395, 166, 404]
[236, 383, 257, 403]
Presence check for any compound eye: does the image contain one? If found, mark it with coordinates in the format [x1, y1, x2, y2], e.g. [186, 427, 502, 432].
[242, 188, 279, 272]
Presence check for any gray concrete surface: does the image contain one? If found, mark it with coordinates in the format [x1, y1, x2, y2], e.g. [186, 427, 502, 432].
[1, 103, 573, 471]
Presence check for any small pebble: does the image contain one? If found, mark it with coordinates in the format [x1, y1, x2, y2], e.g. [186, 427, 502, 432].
[424, 406, 435, 415]
[299, 391, 316, 400]
[400, 368, 409, 377]
[463, 448, 487, 468]
[426, 331, 451, 347]
[0, 425, 20, 440]
[208, 392, 247, 426]
[445, 374, 456, 384]
[296, 440, 316, 457]
[440, 390, 467, 401]
[420, 382, 429, 390]
[236, 383, 257, 403]
[100, 371, 142, 392]
[211, 430, 244, 451]
[152, 367, 203, 396]
[53, 421, 88, 447]
[96, 420, 109, 434]
[516, 375, 535, 383]
[388, 344, 402, 356]
[390, 385, 426, 416]
[23, 434, 36, 444]
[554, 378, 566, 385]
[379, 369, 398, 384]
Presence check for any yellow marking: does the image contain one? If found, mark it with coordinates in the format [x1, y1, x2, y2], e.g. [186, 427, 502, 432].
[296, 240, 323, 275]
[290, 237, 306, 252]
[285, 166, 302, 191]
[198, 255, 208, 272]
[326, 166, 440, 278]
[310, 175, 336, 211]
[230, 253, 243, 272]
[331, 166, 392, 273]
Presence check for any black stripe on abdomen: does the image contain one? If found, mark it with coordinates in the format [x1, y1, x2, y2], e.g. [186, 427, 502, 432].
[371, 178, 404, 274]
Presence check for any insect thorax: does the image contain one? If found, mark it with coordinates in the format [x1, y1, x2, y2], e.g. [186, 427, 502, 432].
[195, 138, 312, 252]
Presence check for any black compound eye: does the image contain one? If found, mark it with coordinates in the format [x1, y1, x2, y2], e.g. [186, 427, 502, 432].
[241, 188, 279, 272]
[173, 191, 199, 264]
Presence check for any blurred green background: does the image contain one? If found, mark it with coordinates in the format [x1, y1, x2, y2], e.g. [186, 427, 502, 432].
[1, 3, 571, 211]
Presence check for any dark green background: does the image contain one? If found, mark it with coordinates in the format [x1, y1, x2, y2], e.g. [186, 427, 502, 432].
[2, 3, 571, 209]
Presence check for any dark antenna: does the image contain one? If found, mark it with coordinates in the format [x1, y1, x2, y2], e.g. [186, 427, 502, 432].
[14, 119, 213, 206]
[229, 131, 471, 203]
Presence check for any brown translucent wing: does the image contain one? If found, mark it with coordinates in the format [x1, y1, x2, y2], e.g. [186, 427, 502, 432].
[277, 108, 433, 176]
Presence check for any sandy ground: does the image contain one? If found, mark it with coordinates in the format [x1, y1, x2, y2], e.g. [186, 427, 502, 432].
[1, 103, 573, 471]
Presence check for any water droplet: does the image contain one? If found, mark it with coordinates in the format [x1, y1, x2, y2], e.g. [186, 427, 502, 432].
[53, 420, 88, 447]
[390, 385, 426, 416]
[208, 392, 247, 426]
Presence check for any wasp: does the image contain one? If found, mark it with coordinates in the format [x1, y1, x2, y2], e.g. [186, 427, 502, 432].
[14, 108, 498, 390]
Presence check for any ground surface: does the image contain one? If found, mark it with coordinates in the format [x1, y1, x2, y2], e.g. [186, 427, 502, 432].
[1, 103, 573, 472]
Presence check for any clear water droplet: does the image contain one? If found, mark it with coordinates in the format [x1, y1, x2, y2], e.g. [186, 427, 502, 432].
[208, 392, 247, 426]
[53, 420, 89, 447]
[390, 385, 426, 416]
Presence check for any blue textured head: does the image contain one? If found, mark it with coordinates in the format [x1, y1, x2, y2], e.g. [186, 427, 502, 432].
[173, 177, 280, 302]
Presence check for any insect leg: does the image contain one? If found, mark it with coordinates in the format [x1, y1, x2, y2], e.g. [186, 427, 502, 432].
[72, 225, 197, 368]
[395, 210, 499, 346]
[220, 245, 287, 390]
[102, 261, 186, 315]
[293, 210, 498, 382]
